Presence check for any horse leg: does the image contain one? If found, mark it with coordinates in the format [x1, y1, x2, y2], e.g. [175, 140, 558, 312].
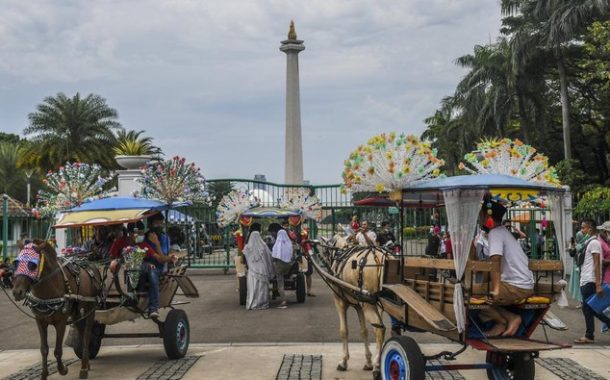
[334, 296, 349, 371]
[355, 305, 373, 371]
[54, 319, 69, 376]
[35, 319, 49, 380]
[362, 303, 386, 373]
[79, 311, 94, 379]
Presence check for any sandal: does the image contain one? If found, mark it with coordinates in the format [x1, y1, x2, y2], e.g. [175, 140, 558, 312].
[574, 337, 594, 344]
[277, 301, 288, 309]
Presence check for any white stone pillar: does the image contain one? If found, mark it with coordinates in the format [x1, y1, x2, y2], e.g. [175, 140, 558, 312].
[280, 21, 305, 185]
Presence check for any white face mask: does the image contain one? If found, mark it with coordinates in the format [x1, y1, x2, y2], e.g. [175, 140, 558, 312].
[135, 235, 145, 244]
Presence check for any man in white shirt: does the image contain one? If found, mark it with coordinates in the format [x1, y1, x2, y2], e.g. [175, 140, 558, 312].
[575, 220, 610, 344]
[480, 201, 534, 337]
[356, 220, 377, 247]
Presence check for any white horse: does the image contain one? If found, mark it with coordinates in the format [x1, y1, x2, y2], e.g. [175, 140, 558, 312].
[315, 233, 388, 376]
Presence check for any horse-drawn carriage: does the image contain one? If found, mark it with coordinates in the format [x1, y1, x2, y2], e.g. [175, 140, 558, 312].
[306, 135, 571, 380]
[8, 197, 199, 379]
[234, 207, 309, 305]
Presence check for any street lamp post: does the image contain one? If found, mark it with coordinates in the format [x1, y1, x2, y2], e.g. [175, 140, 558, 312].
[25, 170, 33, 208]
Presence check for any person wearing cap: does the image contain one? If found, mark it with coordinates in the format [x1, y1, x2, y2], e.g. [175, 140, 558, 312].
[597, 221, 610, 334]
[480, 200, 534, 337]
[575, 220, 610, 343]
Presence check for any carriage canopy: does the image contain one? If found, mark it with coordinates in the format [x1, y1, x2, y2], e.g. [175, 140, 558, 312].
[53, 197, 191, 228]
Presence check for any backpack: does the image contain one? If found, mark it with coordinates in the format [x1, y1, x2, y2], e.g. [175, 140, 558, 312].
[576, 237, 596, 268]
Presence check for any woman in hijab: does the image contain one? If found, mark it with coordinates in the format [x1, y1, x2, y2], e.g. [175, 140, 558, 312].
[272, 229, 294, 309]
[243, 231, 275, 310]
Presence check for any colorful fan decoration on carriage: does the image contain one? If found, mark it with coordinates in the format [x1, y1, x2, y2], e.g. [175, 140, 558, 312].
[341, 133, 445, 194]
[459, 138, 560, 187]
[36, 162, 111, 217]
[216, 189, 260, 228]
[138, 156, 206, 205]
[279, 188, 322, 222]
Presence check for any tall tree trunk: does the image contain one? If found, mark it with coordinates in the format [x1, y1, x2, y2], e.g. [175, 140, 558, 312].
[516, 96, 531, 144]
[515, 77, 531, 144]
[557, 52, 572, 160]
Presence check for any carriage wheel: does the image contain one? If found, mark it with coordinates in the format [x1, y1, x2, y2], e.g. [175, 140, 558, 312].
[163, 309, 190, 359]
[74, 322, 105, 360]
[295, 273, 306, 303]
[239, 276, 247, 306]
[380, 336, 425, 380]
[486, 351, 535, 380]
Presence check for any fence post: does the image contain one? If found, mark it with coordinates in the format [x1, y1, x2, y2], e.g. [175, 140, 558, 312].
[3, 194, 8, 260]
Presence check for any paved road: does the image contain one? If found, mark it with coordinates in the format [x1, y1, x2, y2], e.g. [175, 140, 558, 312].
[0, 269, 605, 350]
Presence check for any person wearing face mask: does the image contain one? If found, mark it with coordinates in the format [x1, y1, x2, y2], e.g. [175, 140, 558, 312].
[147, 213, 171, 262]
[141, 218, 178, 319]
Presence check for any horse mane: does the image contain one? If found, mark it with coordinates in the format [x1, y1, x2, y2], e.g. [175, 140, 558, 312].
[33, 239, 58, 260]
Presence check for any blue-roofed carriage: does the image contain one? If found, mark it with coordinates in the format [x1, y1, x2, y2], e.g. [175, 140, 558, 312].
[52, 197, 200, 360]
[306, 134, 571, 380]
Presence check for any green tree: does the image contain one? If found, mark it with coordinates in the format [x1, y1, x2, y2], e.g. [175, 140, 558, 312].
[23, 92, 122, 170]
[0, 133, 20, 145]
[207, 181, 234, 209]
[502, 0, 610, 160]
[114, 129, 163, 157]
[0, 143, 27, 200]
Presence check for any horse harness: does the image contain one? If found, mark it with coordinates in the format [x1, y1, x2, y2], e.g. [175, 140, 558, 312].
[24, 254, 102, 318]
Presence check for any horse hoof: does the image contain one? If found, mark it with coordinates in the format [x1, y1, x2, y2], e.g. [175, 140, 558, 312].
[58, 365, 68, 376]
[363, 364, 374, 371]
[79, 370, 88, 379]
[336, 363, 347, 371]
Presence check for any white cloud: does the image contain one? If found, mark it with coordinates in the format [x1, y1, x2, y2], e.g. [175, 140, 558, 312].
[0, 0, 502, 183]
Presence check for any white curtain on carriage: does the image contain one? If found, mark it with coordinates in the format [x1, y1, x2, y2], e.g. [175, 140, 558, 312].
[443, 188, 486, 333]
[549, 191, 569, 308]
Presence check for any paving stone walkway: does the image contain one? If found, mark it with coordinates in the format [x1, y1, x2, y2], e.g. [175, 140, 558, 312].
[2, 359, 79, 380]
[276, 354, 323, 380]
[537, 357, 607, 380]
[136, 356, 200, 380]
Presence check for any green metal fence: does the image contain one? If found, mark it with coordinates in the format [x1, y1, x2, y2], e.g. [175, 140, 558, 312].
[186, 179, 354, 270]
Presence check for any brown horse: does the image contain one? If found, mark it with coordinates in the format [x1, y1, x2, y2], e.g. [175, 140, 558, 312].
[12, 240, 102, 379]
[315, 234, 388, 376]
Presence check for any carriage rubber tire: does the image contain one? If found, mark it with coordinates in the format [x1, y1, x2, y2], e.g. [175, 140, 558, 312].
[239, 276, 247, 306]
[296, 273, 306, 303]
[163, 309, 190, 359]
[486, 351, 535, 380]
[380, 336, 425, 380]
[74, 322, 104, 360]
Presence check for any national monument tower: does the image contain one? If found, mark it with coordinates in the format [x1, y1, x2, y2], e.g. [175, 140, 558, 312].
[280, 21, 305, 185]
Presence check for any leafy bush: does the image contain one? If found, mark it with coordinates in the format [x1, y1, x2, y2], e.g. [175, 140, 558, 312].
[574, 186, 610, 218]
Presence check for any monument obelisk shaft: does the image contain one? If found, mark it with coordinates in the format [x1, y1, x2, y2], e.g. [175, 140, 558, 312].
[280, 21, 305, 185]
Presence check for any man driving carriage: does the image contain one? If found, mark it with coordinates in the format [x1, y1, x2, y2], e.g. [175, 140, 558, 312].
[480, 199, 534, 337]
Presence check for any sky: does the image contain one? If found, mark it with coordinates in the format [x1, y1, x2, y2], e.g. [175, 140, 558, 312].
[0, 0, 502, 184]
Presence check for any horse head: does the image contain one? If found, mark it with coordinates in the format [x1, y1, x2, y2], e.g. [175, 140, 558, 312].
[12, 239, 56, 301]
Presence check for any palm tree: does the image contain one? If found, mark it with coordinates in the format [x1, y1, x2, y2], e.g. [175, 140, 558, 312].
[502, 0, 610, 160]
[454, 40, 518, 140]
[0, 143, 27, 200]
[114, 130, 163, 157]
[421, 97, 473, 174]
[23, 92, 122, 170]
